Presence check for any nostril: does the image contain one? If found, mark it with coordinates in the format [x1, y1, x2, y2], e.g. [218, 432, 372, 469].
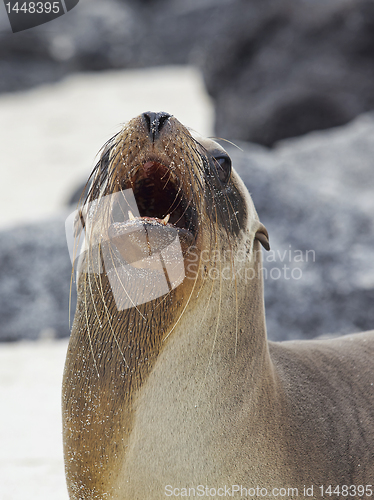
[142, 111, 171, 141]
[158, 112, 171, 131]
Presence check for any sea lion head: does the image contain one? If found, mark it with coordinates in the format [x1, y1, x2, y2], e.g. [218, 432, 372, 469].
[72, 112, 269, 337]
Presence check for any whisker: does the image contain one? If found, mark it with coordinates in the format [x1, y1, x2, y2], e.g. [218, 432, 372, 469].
[195, 201, 221, 404]
[105, 239, 147, 321]
[92, 242, 130, 369]
[83, 271, 100, 379]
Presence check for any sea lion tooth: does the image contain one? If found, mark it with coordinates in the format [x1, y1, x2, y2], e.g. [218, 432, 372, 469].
[162, 213, 170, 225]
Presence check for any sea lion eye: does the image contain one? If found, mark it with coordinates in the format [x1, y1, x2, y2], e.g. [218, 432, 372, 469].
[213, 154, 232, 184]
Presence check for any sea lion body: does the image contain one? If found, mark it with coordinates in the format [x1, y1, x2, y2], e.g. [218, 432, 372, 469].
[62, 112, 374, 500]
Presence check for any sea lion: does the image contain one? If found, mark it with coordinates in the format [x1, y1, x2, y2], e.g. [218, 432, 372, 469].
[62, 112, 374, 500]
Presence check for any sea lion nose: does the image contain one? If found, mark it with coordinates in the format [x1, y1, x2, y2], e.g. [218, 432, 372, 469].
[142, 111, 171, 141]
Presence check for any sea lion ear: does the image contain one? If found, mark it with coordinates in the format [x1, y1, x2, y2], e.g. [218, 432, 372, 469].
[255, 223, 270, 251]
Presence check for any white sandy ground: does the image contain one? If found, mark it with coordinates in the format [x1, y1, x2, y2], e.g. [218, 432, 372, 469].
[0, 339, 69, 500]
[0, 67, 213, 499]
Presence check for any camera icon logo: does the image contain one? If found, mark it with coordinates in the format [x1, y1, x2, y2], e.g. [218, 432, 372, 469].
[66, 189, 186, 311]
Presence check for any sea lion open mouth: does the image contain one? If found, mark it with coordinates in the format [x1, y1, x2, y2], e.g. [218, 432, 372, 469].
[104, 157, 199, 276]
[121, 159, 197, 241]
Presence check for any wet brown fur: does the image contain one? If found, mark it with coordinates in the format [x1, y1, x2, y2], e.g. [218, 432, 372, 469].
[63, 114, 247, 499]
[62, 114, 374, 500]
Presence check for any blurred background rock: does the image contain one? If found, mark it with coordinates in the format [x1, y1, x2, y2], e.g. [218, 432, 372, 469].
[2, 0, 374, 145]
[0, 0, 373, 342]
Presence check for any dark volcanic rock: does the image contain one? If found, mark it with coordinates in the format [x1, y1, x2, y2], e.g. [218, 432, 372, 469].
[0, 0, 146, 92]
[231, 112, 374, 340]
[200, 0, 374, 146]
[0, 0, 225, 93]
[0, 214, 75, 341]
[3, 0, 374, 146]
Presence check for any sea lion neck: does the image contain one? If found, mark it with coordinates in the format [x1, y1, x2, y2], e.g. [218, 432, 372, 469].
[62, 238, 270, 500]
[63, 112, 374, 500]
[62, 113, 271, 499]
